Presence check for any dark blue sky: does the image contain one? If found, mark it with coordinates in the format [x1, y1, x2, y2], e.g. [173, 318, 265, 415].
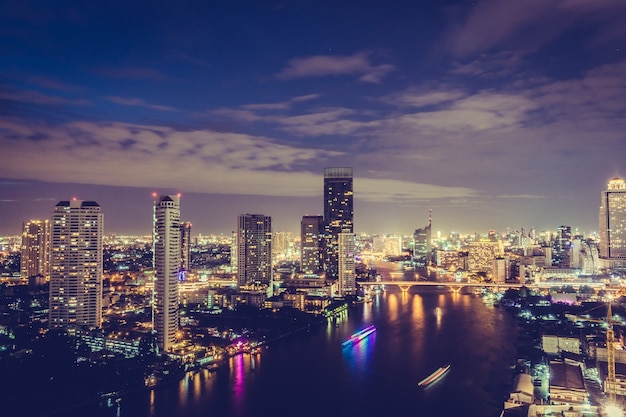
[1, 0, 625, 236]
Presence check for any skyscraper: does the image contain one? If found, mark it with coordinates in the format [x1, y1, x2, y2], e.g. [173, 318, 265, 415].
[153, 195, 181, 352]
[323, 167, 353, 281]
[21, 220, 49, 280]
[301, 215, 323, 276]
[49, 200, 103, 330]
[552, 225, 572, 267]
[599, 177, 626, 270]
[237, 214, 272, 288]
[413, 212, 432, 267]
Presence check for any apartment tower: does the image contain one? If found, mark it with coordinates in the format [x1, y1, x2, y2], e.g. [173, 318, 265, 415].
[21, 220, 50, 280]
[49, 200, 103, 330]
[153, 194, 181, 352]
[301, 215, 324, 276]
[237, 214, 272, 288]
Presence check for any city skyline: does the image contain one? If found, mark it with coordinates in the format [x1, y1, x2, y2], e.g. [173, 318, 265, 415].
[1, 1, 625, 236]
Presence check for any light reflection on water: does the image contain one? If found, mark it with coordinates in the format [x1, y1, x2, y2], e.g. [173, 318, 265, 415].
[71, 289, 516, 417]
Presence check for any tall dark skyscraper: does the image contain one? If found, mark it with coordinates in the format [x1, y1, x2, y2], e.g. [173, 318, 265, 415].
[323, 167, 353, 281]
[599, 177, 626, 270]
[237, 214, 272, 288]
[49, 199, 103, 330]
[413, 211, 432, 267]
[552, 225, 572, 267]
[300, 215, 324, 276]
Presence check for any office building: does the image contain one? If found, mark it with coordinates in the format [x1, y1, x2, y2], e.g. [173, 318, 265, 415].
[49, 200, 103, 330]
[552, 225, 572, 267]
[301, 215, 324, 276]
[413, 213, 432, 267]
[467, 240, 503, 275]
[338, 232, 356, 296]
[153, 195, 181, 352]
[323, 167, 353, 281]
[21, 220, 49, 280]
[237, 214, 272, 288]
[599, 177, 626, 270]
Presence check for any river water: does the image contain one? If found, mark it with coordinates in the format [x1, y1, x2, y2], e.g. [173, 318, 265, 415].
[68, 281, 519, 417]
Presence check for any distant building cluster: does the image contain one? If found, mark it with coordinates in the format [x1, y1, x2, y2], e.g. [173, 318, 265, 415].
[3, 174, 626, 362]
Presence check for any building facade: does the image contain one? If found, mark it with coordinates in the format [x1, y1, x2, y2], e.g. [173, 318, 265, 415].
[323, 167, 353, 281]
[153, 195, 181, 352]
[599, 177, 626, 270]
[49, 200, 103, 330]
[237, 214, 272, 288]
[338, 232, 356, 296]
[413, 216, 432, 267]
[21, 219, 49, 280]
[301, 215, 324, 276]
[179, 221, 192, 278]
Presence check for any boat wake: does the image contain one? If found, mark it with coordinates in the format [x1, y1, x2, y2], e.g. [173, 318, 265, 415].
[418, 364, 450, 387]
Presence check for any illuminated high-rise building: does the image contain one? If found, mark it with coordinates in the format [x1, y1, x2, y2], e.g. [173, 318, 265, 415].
[338, 232, 356, 296]
[552, 225, 571, 267]
[153, 195, 181, 352]
[237, 214, 272, 288]
[230, 230, 238, 272]
[179, 221, 192, 278]
[599, 177, 626, 270]
[323, 167, 353, 281]
[301, 215, 323, 276]
[49, 200, 103, 330]
[21, 220, 50, 280]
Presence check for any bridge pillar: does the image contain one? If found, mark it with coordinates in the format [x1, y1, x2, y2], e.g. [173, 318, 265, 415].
[450, 287, 462, 295]
[398, 285, 411, 293]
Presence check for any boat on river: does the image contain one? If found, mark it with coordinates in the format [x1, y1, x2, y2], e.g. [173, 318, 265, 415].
[418, 364, 450, 387]
[342, 325, 376, 347]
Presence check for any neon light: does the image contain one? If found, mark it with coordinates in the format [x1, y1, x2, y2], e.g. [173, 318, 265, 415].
[342, 325, 376, 347]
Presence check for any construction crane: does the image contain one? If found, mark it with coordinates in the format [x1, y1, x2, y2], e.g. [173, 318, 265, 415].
[567, 303, 619, 402]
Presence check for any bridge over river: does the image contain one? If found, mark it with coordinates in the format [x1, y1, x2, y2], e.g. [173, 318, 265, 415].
[358, 280, 609, 293]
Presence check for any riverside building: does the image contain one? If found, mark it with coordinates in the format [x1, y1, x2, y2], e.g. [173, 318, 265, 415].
[153, 194, 181, 352]
[323, 167, 354, 286]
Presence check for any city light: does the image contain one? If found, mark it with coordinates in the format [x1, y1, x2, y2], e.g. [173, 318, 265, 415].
[604, 402, 625, 417]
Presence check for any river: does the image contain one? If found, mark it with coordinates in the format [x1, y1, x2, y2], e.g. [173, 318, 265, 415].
[64, 275, 519, 417]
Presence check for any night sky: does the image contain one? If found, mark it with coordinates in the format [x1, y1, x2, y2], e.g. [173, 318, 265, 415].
[1, 0, 625, 236]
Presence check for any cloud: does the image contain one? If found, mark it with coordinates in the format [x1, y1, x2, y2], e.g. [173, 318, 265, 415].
[498, 194, 545, 199]
[276, 52, 395, 83]
[25, 76, 83, 92]
[0, 119, 343, 197]
[0, 117, 481, 203]
[443, 0, 626, 58]
[382, 88, 467, 108]
[0, 85, 89, 106]
[242, 94, 321, 111]
[449, 51, 525, 78]
[357, 177, 476, 203]
[105, 96, 180, 112]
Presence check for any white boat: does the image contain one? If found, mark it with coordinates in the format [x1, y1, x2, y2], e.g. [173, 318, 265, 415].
[418, 364, 450, 387]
